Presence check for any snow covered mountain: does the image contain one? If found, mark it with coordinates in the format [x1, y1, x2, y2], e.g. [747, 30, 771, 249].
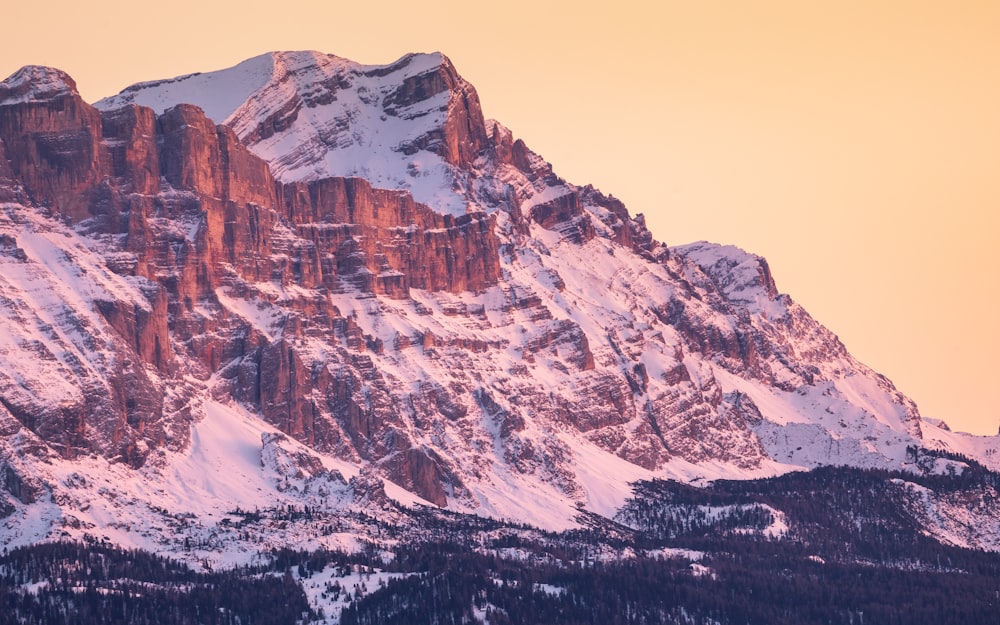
[97, 51, 490, 215]
[1, 52, 999, 566]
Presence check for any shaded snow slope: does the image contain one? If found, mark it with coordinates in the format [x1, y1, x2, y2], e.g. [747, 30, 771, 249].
[97, 53, 276, 125]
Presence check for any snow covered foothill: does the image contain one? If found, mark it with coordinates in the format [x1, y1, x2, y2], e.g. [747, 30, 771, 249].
[891, 477, 1000, 551]
[918, 417, 1000, 473]
[297, 564, 411, 625]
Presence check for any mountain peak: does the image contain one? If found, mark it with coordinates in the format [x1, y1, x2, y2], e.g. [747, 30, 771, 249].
[0, 65, 79, 105]
[95, 49, 487, 215]
[673, 241, 784, 316]
[95, 50, 456, 125]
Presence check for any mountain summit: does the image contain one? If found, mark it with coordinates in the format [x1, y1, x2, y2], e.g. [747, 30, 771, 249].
[0, 52, 996, 558]
[97, 50, 490, 215]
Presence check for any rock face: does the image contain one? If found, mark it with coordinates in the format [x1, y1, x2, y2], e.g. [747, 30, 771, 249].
[0, 66, 104, 221]
[282, 177, 501, 295]
[0, 53, 970, 521]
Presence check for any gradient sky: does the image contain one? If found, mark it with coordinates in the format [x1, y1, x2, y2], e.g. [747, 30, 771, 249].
[3, 1, 998, 434]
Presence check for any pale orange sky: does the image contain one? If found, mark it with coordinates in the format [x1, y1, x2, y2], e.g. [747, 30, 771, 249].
[3, 1, 998, 434]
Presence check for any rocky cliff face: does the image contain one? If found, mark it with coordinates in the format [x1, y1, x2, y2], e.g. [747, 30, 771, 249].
[0, 61, 509, 506]
[0, 53, 990, 535]
[0, 67, 104, 222]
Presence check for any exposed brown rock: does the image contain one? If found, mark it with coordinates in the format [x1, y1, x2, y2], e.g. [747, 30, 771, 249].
[383, 447, 452, 507]
[385, 55, 489, 169]
[94, 288, 173, 373]
[259, 338, 317, 443]
[284, 177, 501, 296]
[100, 104, 160, 196]
[522, 319, 595, 371]
[158, 104, 226, 198]
[2, 463, 41, 505]
[528, 191, 596, 244]
[0, 81, 102, 221]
